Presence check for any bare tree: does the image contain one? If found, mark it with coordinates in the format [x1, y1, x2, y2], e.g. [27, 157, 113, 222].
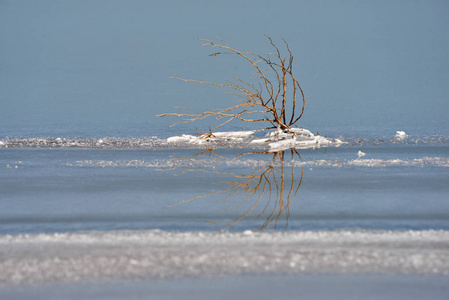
[157, 36, 305, 137]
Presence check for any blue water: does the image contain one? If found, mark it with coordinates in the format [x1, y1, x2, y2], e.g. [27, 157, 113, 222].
[1, 133, 448, 235]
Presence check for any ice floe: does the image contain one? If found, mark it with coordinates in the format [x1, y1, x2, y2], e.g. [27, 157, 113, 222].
[167, 128, 344, 150]
[395, 131, 408, 140]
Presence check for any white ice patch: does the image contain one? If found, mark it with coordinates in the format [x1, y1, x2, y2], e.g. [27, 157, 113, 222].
[395, 131, 407, 140]
[166, 128, 344, 150]
[268, 128, 343, 149]
[167, 131, 256, 145]
[268, 136, 297, 151]
[166, 134, 203, 144]
[213, 131, 255, 138]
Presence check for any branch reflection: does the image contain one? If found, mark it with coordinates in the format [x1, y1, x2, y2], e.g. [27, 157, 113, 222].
[170, 148, 304, 230]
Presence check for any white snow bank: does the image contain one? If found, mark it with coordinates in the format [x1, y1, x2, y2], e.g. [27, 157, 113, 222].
[167, 128, 344, 149]
[167, 131, 256, 144]
[1, 230, 448, 286]
[267, 128, 344, 150]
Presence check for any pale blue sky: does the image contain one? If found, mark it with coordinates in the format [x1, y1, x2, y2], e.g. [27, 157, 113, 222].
[1, 0, 448, 137]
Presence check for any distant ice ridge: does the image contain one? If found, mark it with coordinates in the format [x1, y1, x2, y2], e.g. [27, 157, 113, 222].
[1, 131, 449, 149]
[1, 230, 448, 286]
[167, 128, 344, 150]
[0, 137, 165, 149]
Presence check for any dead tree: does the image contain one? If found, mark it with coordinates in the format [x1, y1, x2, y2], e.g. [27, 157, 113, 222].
[157, 36, 305, 136]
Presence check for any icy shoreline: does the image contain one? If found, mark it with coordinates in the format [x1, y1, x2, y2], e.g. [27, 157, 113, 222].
[1, 229, 448, 287]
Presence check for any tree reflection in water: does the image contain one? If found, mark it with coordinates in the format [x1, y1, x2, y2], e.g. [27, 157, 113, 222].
[169, 148, 304, 230]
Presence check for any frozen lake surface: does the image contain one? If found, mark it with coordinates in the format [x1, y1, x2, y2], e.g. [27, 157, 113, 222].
[1, 131, 449, 233]
[1, 229, 449, 287]
[1, 131, 449, 298]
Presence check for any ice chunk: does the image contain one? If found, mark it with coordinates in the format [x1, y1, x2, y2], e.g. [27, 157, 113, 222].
[250, 138, 269, 144]
[290, 128, 315, 140]
[212, 131, 255, 138]
[395, 131, 407, 140]
[162, 128, 344, 149]
[269, 136, 297, 151]
[166, 134, 210, 144]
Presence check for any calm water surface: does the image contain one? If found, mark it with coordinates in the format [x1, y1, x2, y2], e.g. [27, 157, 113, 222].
[1, 131, 448, 234]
